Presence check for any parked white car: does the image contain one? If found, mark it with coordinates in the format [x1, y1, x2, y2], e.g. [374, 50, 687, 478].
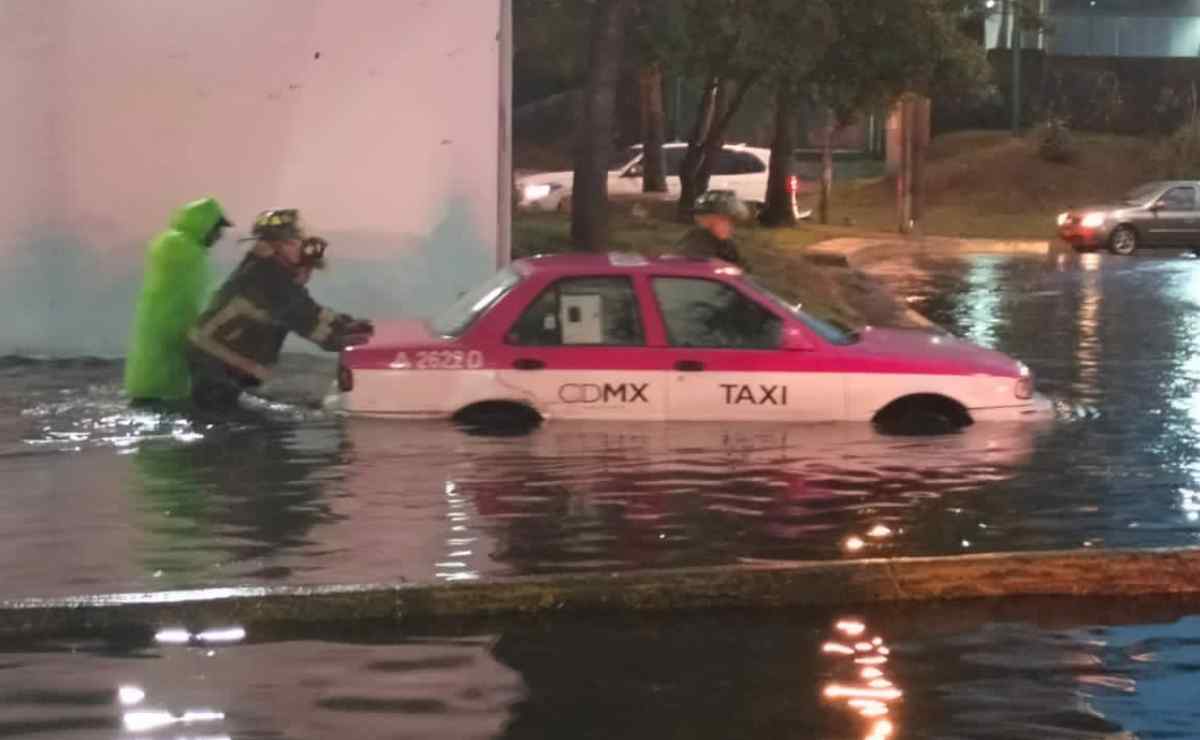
[516, 142, 793, 212]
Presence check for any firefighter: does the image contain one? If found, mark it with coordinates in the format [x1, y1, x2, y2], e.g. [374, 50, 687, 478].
[125, 197, 233, 405]
[187, 208, 373, 411]
[675, 189, 749, 266]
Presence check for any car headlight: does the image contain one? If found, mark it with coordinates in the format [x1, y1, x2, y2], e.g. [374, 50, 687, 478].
[1080, 212, 1107, 229]
[1056, 212, 1069, 227]
[522, 183, 556, 202]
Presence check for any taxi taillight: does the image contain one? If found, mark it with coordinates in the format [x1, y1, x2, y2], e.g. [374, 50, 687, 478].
[338, 364, 354, 392]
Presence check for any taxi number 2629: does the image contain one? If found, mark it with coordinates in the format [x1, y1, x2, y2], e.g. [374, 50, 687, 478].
[390, 350, 485, 370]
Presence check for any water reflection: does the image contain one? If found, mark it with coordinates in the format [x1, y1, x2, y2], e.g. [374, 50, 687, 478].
[130, 422, 349, 587]
[1074, 252, 1103, 405]
[0, 383, 1044, 598]
[960, 256, 1005, 348]
[823, 617, 902, 739]
[0, 627, 522, 739]
[153, 626, 246, 646]
[866, 253, 1200, 553]
[343, 420, 1039, 576]
[2, 600, 1200, 738]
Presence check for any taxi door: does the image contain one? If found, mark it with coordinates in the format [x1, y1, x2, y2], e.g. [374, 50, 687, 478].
[493, 274, 668, 421]
[645, 275, 844, 422]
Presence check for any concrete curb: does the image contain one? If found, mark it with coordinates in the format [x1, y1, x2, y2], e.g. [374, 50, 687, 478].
[5, 547, 1200, 637]
[806, 236, 1054, 269]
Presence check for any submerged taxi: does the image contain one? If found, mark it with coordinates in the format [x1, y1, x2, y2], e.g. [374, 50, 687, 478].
[332, 253, 1050, 429]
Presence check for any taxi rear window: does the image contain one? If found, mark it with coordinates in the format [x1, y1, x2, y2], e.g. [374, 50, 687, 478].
[430, 266, 522, 338]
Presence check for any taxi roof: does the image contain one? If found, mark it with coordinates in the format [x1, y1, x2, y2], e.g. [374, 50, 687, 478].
[512, 251, 742, 279]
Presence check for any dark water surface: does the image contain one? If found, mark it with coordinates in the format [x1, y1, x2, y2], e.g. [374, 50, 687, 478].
[4, 251, 1200, 598]
[3, 597, 1200, 738]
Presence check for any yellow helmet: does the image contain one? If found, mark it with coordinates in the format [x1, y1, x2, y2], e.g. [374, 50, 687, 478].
[251, 208, 305, 241]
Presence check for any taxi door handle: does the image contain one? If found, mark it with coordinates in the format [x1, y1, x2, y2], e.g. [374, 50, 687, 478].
[513, 358, 545, 370]
[675, 360, 704, 372]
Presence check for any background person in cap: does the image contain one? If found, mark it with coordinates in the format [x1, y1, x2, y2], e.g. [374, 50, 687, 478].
[187, 208, 374, 411]
[125, 197, 232, 406]
[675, 190, 748, 266]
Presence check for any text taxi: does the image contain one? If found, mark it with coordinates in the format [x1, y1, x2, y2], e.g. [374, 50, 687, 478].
[331, 252, 1051, 430]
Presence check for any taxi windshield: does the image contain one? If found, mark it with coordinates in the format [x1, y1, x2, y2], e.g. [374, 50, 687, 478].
[430, 266, 522, 337]
[741, 276, 860, 345]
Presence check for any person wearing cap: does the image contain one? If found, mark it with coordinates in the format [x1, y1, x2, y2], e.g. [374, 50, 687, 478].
[676, 189, 749, 266]
[125, 197, 233, 405]
[186, 208, 374, 411]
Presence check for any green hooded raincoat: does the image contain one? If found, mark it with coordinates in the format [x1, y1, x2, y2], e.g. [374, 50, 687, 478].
[124, 198, 228, 402]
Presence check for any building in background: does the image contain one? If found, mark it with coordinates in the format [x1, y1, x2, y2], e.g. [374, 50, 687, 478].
[0, 0, 511, 356]
[986, 0, 1200, 58]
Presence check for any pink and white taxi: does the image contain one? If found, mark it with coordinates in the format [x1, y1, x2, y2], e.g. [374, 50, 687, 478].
[332, 253, 1051, 430]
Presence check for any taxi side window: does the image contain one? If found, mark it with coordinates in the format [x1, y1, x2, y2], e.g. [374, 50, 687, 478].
[507, 277, 645, 346]
[652, 277, 782, 349]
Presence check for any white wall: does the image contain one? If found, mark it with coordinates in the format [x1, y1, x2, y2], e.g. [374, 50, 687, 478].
[0, 0, 508, 356]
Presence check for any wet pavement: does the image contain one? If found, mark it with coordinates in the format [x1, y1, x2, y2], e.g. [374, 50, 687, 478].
[4, 250, 1200, 599]
[3, 596, 1200, 738]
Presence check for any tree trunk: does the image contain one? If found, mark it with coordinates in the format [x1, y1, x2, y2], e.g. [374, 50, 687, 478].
[697, 82, 729, 194]
[818, 108, 834, 225]
[761, 84, 797, 227]
[677, 79, 719, 220]
[675, 77, 757, 219]
[897, 96, 914, 233]
[639, 62, 667, 193]
[570, 0, 633, 250]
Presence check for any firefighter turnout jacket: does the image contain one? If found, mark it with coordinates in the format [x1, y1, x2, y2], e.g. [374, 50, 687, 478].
[188, 244, 366, 383]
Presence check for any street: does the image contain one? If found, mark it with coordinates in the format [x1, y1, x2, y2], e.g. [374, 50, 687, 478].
[6, 251, 1200, 597]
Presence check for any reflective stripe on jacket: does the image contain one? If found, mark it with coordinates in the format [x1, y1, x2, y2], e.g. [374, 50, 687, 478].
[188, 245, 348, 381]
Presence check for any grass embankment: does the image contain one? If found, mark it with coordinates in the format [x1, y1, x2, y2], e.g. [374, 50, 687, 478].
[808, 130, 1159, 238]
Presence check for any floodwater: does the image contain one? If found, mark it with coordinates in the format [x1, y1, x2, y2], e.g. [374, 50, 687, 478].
[8, 249, 1200, 737]
[4, 597, 1200, 738]
[6, 250, 1200, 597]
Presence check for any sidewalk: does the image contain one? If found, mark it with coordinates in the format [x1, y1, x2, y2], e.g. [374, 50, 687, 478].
[6, 546, 1200, 637]
[805, 236, 1054, 269]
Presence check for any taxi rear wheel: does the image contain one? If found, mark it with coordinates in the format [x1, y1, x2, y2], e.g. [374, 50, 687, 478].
[453, 401, 542, 435]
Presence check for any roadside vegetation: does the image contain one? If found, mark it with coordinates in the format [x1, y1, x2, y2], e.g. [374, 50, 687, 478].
[514, 198, 915, 330]
[802, 130, 1162, 239]
[513, 126, 1183, 327]
[518, 128, 1168, 248]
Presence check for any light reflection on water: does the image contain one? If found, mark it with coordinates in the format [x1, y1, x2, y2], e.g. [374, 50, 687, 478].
[3, 600, 1200, 738]
[868, 252, 1200, 554]
[823, 617, 901, 739]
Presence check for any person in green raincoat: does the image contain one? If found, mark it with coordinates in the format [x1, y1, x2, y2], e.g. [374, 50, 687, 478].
[125, 197, 232, 405]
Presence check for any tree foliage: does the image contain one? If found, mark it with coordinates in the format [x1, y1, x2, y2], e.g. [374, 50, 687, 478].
[654, 0, 835, 217]
[794, 0, 991, 224]
[570, 0, 635, 250]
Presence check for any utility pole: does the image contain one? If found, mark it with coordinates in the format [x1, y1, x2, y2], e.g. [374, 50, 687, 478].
[1011, 0, 1022, 136]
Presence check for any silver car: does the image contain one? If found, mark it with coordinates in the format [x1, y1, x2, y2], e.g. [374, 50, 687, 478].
[1057, 180, 1200, 255]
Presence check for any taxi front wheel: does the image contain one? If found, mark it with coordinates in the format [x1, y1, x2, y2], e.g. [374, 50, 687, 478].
[873, 396, 970, 437]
